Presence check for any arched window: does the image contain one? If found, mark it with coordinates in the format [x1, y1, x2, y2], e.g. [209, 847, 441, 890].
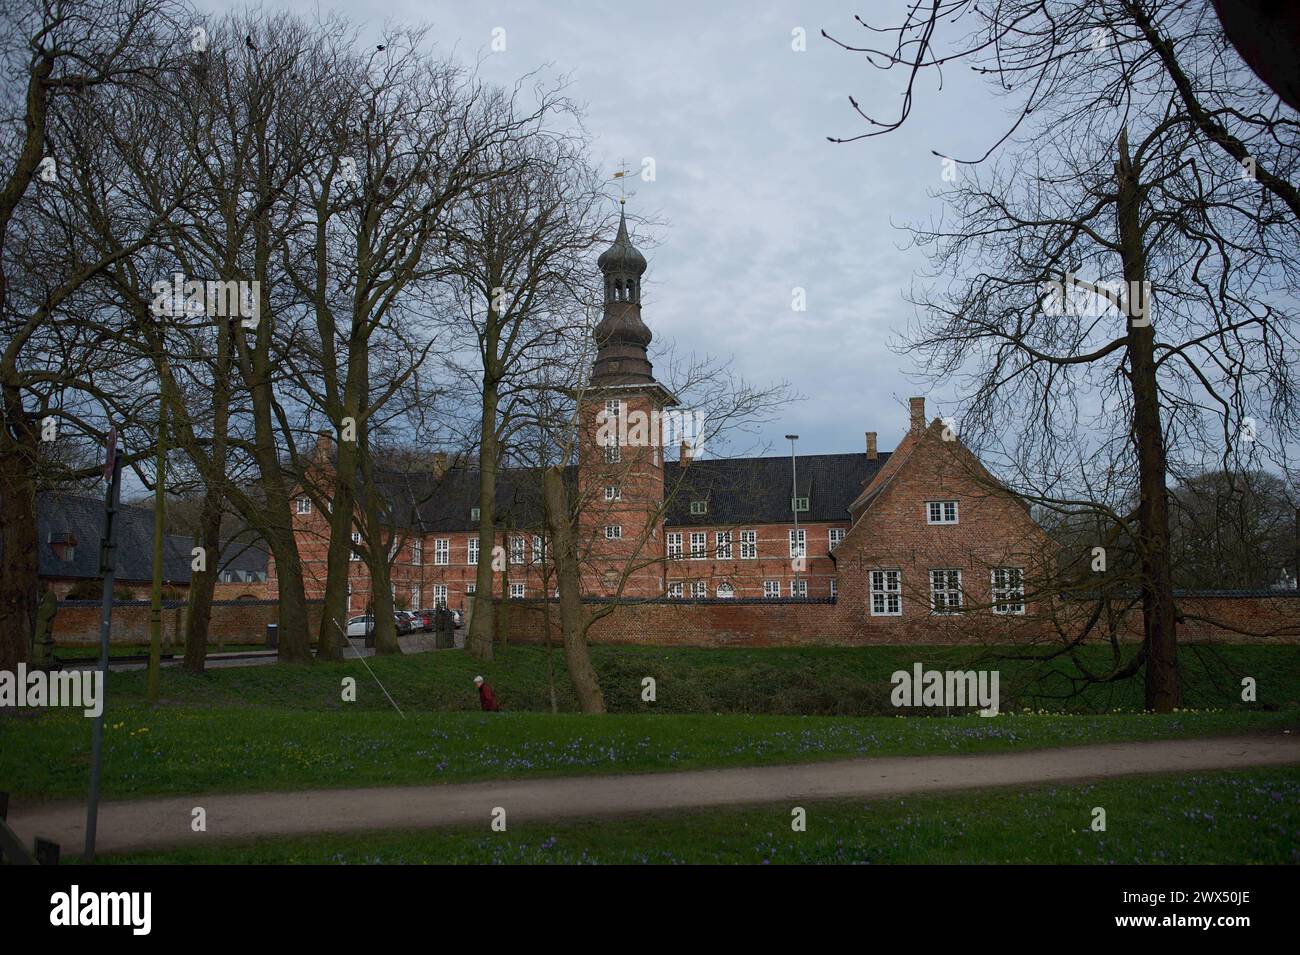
[716, 582, 735, 599]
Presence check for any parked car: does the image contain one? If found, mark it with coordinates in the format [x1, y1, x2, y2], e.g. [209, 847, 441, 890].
[413, 609, 434, 632]
[451, 609, 463, 627]
[345, 615, 373, 637]
[393, 612, 414, 635]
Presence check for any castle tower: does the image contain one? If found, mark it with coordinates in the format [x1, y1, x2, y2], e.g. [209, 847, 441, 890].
[578, 205, 676, 596]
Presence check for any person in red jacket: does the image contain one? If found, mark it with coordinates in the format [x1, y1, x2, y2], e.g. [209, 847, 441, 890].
[474, 675, 500, 712]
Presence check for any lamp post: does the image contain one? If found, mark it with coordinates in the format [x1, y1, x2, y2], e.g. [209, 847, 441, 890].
[786, 434, 800, 596]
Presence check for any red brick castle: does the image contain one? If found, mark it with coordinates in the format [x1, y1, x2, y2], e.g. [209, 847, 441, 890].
[274, 210, 1049, 636]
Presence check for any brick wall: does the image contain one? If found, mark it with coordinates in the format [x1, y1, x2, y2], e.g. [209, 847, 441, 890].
[51, 599, 325, 646]
[497, 592, 1300, 647]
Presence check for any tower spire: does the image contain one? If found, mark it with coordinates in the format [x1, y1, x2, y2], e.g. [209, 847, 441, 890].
[591, 205, 653, 386]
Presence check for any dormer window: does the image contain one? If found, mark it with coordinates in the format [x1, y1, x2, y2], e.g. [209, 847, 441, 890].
[792, 496, 809, 513]
[470, 507, 480, 522]
[690, 500, 707, 515]
[48, 531, 77, 562]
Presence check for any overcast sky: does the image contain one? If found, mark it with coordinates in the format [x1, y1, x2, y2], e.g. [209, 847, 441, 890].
[207, 1, 1007, 458]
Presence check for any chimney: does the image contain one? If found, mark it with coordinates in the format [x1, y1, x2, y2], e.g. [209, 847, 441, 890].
[314, 429, 334, 464]
[680, 440, 693, 465]
[431, 451, 448, 479]
[865, 431, 877, 461]
[909, 397, 926, 435]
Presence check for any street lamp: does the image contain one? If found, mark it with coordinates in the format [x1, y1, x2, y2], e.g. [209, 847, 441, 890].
[786, 434, 800, 596]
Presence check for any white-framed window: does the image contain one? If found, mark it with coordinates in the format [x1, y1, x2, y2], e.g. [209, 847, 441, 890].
[412, 539, 423, 565]
[716, 582, 735, 598]
[790, 579, 808, 598]
[690, 500, 707, 515]
[991, 567, 1025, 615]
[689, 532, 707, 559]
[690, 580, 707, 598]
[829, 527, 846, 549]
[927, 500, 959, 524]
[830, 578, 838, 599]
[470, 507, 480, 522]
[930, 568, 963, 613]
[870, 569, 902, 616]
[468, 537, 479, 564]
[604, 525, 622, 540]
[532, 536, 543, 564]
[792, 496, 809, 513]
[740, 530, 757, 559]
[763, 580, 780, 599]
[604, 398, 621, 420]
[667, 532, 683, 559]
[789, 528, 806, 559]
[604, 485, 620, 502]
[510, 583, 525, 599]
[466, 583, 476, 596]
[296, 496, 312, 515]
[434, 538, 449, 565]
[433, 584, 448, 608]
[411, 585, 421, 609]
[350, 531, 362, 561]
[603, 441, 621, 464]
[389, 539, 399, 562]
[667, 581, 684, 599]
[511, 535, 525, 564]
[715, 531, 732, 559]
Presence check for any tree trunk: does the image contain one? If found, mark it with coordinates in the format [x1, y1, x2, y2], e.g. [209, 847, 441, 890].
[542, 555, 558, 713]
[183, 320, 232, 674]
[0, 398, 38, 673]
[542, 466, 604, 713]
[1116, 128, 1180, 711]
[498, 531, 509, 652]
[468, 385, 499, 661]
[183, 488, 222, 674]
[317, 432, 357, 662]
[359, 433, 401, 656]
[147, 399, 165, 702]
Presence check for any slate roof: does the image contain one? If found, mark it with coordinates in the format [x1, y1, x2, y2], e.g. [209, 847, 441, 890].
[34, 492, 192, 583]
[29, 491, 267, 584]
[663, 452, 889, 526]
[367, 451, 888, 533]
[365, 462, 572, 533]
[849, 427, 922, 515]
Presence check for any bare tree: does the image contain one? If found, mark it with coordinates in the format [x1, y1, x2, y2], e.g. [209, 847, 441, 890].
[0, 0, 185, 672]
[829, 0, 1300, 710]
[438, 120, 608, 662]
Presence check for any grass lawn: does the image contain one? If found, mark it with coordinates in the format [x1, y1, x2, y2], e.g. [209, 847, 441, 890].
[6, 643, 1295, 802]
[4, 704, 1296, 801]
[92, 642, 1300, 715]
[99, 766, 1300, 864]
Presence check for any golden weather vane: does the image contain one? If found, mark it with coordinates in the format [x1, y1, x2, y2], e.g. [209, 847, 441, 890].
[610, 159, 630, 205]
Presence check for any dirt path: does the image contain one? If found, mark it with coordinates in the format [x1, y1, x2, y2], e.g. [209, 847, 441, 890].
[11, 733, 1299, 857]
